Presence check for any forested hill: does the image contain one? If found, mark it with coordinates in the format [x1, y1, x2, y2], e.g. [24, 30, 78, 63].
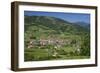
[24, 16, 89, 35]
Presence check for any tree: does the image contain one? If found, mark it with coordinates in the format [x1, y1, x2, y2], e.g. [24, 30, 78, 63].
[80, 33, 90, 56]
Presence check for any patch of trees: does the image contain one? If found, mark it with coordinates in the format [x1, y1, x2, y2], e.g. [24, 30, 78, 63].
[80, 34, 90, 56]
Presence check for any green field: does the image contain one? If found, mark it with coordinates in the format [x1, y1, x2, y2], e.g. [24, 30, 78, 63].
[24, 47, 90, 61]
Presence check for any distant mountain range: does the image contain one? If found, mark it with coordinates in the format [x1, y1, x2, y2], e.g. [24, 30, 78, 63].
[74, 22, 90, 29]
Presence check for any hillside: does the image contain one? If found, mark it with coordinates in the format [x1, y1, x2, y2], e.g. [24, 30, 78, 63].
[24, 16, 89, 35]
[24, 16, 90, 61]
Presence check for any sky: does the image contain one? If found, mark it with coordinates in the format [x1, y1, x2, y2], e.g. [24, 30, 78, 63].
[24, 11, 90, 24]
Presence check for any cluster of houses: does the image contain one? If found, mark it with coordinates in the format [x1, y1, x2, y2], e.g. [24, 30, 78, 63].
[27, 38, 80, 48]
[27, 39, 72, 49]
[27, 38, 81, 57]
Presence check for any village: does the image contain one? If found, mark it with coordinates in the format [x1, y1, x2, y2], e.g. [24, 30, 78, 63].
[26, 38, 81, 58]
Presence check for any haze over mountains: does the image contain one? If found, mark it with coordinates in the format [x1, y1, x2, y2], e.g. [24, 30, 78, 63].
[74, 22, 90, 29]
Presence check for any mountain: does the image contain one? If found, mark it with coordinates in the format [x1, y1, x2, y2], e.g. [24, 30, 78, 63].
[24, 16, 89, 35]
[74, 22, 90, 29]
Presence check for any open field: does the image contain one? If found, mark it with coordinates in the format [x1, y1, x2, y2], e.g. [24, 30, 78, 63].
[24, 47, 90, 61]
